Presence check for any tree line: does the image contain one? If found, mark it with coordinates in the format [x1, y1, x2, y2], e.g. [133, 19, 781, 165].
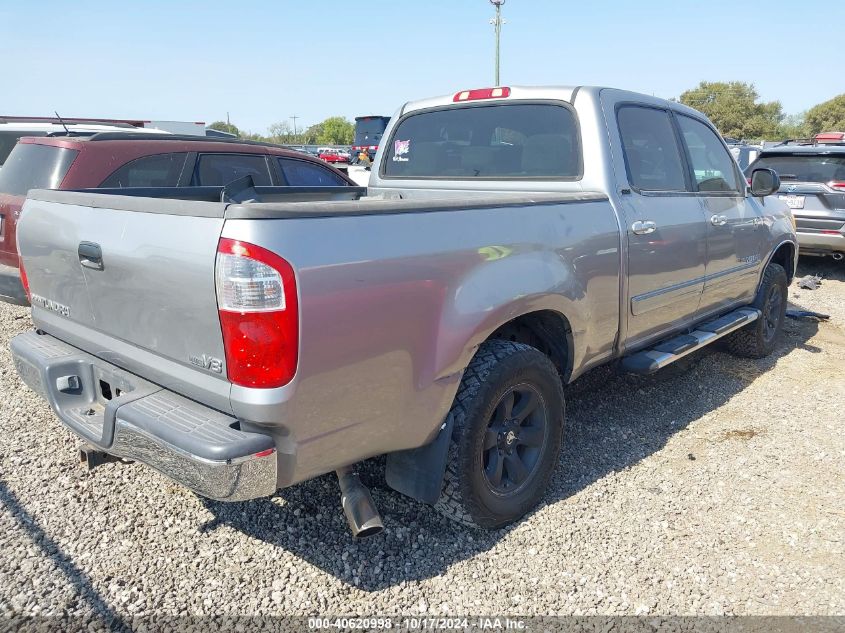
[208, 116, 354, 146]
[677, 82, 845, 142]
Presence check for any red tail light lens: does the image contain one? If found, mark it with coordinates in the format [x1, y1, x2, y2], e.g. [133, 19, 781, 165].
[215, 238, 298, 388]
[453, 87, 511, 102]
[828, 181, 845, 191]
[18, 255, 31, 302]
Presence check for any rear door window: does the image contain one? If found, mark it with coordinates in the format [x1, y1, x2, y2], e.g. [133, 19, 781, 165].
[0, 143, 79, 196]
[676, 115, 740, 192]
[617, 106, 688, 192]
[194, 153, 272, 186]
[748, 154, 845, 183]
[382, 103, 581, 179]
[279, 158, 347, 186]
[99, 152, 190, 187]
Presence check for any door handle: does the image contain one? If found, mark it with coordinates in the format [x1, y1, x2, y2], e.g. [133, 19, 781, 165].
[78, 241, 104, 270]
[631, 220, 657, 235]
[710, 214, 728, 226]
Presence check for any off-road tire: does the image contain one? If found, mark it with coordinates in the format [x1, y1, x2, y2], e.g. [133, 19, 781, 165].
[434, 340, 564, 528]
[724, 262, 788, 358]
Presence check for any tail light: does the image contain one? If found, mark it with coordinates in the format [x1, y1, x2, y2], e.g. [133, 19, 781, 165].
[215, 238, 298, 388]
[828, 181, 845, 192]
[18, 255, 31, 302]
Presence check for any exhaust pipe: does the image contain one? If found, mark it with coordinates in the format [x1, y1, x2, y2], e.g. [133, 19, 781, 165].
[336, 465, 384, 538]
[831, 252, 844, 261]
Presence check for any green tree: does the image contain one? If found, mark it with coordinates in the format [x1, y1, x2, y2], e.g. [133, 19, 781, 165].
[775, 112, 809, 141]
[804, 94, 845, 135]
[316, 117, 354, 145]
[208, 120, 241, 137]
[303, 123, 323, 145]
[679, 81, 783, 140]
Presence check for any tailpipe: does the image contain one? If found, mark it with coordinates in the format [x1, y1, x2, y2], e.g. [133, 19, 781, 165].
[831, 252, 844, 261]
[336, 465, 384, 538]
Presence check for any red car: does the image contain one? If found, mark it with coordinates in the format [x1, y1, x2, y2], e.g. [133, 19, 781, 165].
[0, 133, 355, 305]
[317, 147, 349, 163]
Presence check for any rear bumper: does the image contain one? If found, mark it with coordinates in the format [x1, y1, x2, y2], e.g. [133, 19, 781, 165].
[10, 330, 277, 501]
[796, 229, 845, 254]
[0, 263, 28, 306]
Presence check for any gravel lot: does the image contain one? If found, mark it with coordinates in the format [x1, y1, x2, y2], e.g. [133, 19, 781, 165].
[1, 258, 843, 626]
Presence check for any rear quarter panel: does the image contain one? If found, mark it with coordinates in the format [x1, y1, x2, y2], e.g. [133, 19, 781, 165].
[224, 199, 620, 484]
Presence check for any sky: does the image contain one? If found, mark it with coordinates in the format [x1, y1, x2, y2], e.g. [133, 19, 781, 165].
[2, 0, 843, 134]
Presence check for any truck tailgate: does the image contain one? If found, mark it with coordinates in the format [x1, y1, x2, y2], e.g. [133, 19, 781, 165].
[18, 192, 231, 410]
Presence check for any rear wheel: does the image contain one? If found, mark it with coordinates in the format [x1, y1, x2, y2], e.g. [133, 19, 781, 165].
[724, 262, 788, 358]
[434, 340, 564, 528]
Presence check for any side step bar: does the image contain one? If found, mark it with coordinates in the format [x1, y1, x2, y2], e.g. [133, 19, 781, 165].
[621, 308, 761, 375]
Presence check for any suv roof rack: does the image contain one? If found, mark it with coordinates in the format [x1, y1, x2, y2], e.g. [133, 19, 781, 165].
[85, 132, 287, 149]
[774, 138, 817, 147]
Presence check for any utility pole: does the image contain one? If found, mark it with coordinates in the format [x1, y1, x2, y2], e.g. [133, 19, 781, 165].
[489, 0, 506, 86]
[290, 115, 300, 143]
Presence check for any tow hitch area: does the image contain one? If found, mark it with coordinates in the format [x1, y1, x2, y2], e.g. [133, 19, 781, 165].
[78, 444, 127, 470]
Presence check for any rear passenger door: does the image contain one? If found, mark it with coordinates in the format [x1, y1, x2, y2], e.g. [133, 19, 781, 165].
[675, 114, 765, 314]
[614, 105, 708, 348]
[193, 153, 274, 186]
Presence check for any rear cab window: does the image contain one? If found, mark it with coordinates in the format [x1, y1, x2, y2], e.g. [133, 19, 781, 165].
[193, 153, 272, 186]
[0, 142, 79, 196]
[382, 103, 582, 179]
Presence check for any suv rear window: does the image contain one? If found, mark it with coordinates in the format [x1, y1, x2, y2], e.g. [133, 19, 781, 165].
[0, 143, 79, 196]
[0, 132, 48, 166]
[382, 104, 581, 179]
[748, 154, 845, 183]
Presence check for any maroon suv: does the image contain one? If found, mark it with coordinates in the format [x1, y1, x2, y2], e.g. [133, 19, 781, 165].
[0, 134, 355, 304]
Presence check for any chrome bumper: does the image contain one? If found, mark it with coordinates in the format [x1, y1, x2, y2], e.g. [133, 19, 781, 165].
[10, 330, 277, 502]
[797, 230, 845, 253]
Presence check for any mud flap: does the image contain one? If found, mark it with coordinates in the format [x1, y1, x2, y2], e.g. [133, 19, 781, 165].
[384, 413, 455, 505]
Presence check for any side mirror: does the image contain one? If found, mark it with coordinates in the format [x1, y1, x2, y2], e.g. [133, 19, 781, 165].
[750, 168, 780, 197]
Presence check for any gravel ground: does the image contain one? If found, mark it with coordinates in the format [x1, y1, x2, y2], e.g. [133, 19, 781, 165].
[1, 258, 843, 627]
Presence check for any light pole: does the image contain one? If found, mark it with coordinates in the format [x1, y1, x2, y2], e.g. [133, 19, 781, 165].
[290, 115, 299, 144]
[489, 0, 506, 86]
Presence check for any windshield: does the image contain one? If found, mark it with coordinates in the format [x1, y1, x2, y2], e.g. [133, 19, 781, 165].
[0, 143, 79, 196]
[748, 154, 845, 183]
[382, 103, 581, 179]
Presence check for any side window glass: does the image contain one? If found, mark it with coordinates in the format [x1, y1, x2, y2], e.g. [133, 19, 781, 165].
[677, 116, 741, 192]
[195, 154, 272, 186]
[279, 158, 346, 186]
[100, 153, 189, 187]
[617, 106, 687, 191]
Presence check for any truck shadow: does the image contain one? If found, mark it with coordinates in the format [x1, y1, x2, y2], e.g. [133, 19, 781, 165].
[200, 291, 827, 592]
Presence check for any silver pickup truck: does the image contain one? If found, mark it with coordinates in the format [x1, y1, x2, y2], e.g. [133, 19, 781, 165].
[11, 86, 797, 536]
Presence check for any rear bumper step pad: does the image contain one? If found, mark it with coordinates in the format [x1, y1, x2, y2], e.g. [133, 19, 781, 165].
[621, 308, 760, 375]
[10, 330, 277, 501]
